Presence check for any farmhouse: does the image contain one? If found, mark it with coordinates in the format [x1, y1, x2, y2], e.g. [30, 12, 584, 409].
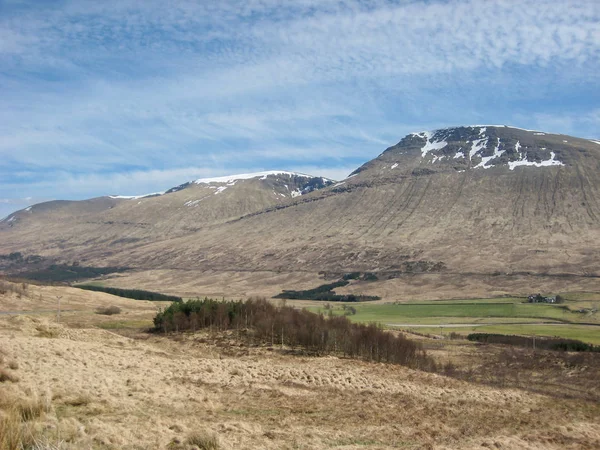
[527, 294, 557, 303]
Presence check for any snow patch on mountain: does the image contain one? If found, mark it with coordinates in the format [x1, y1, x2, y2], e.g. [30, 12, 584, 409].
[109, 192, 164, 200]
[475, 138, 505, 169]
[413, 131, 448, 157]
[509, 151, 564, 170]
[193, 171, 326, 184]
[469, 138, 488, 159]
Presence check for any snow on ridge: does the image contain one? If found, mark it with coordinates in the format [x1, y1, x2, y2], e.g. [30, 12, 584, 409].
[590, 140, 600, 145]
[410, 125, 560, 140]
[193, 171, 328, 185]
[508, 151, 564, 171]
[109, 192, 165, 200]
[468, 125, 544, 132]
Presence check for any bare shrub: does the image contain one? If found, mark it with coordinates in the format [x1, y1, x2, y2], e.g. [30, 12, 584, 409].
[95, 305, 122, 316]
[0, 280, 27, 298]
[186, 432, 220, 450]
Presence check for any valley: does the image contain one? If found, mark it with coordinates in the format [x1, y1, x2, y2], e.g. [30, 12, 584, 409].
[1, 280, 599, 449]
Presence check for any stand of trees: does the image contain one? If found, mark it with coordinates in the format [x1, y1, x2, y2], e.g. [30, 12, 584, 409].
[19, 264, 127, 282]
[274, 280, 380, 302]
[467, 333, 599, 352]
[77, 285, 182, 302]
[153, 297, 434, 370]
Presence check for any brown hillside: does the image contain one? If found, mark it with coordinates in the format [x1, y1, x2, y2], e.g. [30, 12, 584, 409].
[1, 126, 599, 298]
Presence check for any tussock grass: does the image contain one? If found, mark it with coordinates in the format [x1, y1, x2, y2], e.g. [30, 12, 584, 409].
[186, 432, 220, 450]
[62, 394, 91, 407]
[0, 369, 18, 383]
[0, 390, 53, 450]
[35, 326, 60, 339]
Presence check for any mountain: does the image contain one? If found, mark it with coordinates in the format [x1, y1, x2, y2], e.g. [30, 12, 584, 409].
[2, 126, 599, 299]
[0, 171, 334, 258]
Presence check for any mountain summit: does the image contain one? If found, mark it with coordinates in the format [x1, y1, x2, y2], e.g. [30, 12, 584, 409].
[351, 125, 595, 179]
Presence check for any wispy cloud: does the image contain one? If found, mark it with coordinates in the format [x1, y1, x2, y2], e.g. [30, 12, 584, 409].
[0, 0, 598, 214]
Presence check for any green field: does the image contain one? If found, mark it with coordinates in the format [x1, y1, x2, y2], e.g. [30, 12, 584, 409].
[308, 297, 600, 344]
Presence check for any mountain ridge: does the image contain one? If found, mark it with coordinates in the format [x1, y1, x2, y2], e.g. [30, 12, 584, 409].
[2, 125, 599, 299]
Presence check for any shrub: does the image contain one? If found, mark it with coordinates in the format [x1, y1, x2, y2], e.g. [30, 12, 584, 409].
[362, 272, 379, 281]
[343, 272, 361, 280]
[95, 306, 122, 316]
[344, 306, 357, 316]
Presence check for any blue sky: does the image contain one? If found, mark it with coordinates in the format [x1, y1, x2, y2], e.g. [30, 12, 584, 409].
[1, 0, 599, 218]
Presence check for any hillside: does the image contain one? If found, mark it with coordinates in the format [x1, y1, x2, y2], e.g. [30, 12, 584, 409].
[0, 171, 334, 262]
[1, 126, 599, 298]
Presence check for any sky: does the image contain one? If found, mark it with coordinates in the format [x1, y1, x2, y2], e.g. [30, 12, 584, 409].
[1, 0, 599, 218]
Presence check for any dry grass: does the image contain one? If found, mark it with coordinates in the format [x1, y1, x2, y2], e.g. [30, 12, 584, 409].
[35, 326, 60, 339]
[0, 391, 53, 450]
[1, 285, 600, 449]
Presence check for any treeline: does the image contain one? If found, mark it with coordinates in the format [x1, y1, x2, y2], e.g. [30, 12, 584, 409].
[0, 252, 44, 264]
[467, 333, 599, 353]
[274, 280, 380, 302]
[342, 272, 379, 281]
[19, 264, 127, 282]
[77, 285, 182, 302]
[153, 297, 434, 370]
